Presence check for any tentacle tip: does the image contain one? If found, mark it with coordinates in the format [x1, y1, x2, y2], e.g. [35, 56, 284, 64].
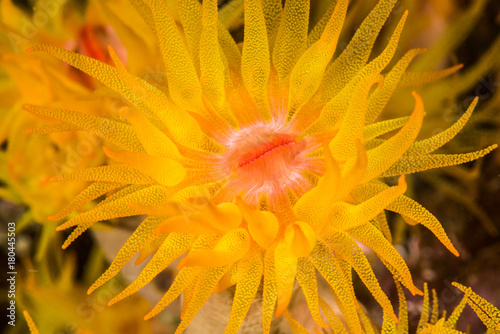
[317, 320, 330, 329]
[275, 306, 286, 318]
[107, 45, 122, 67]
[397, 175, 407, 189]
[377, 74, 385, 90]
[411, 91, 422, 100]
[177, 258, 188, 270]
[107, 44, 116, 54]
[102, 146, 113, 155]
[155, 224, 167, 236]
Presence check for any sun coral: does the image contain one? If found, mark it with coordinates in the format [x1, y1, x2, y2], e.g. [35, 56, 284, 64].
[25, 0, 497, 332]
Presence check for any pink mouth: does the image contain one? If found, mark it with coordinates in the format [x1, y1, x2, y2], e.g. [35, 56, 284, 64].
[215, 123, 323, 206]
[238, 134, 297, 168]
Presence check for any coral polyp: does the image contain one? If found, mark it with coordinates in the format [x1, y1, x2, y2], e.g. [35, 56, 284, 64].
[22, 0, 497, 332]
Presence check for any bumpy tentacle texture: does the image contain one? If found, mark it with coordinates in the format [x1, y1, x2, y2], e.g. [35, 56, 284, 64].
[23, 311, 40, 334]
[26, 0, 497, 332]
[349, 281, 500, 333]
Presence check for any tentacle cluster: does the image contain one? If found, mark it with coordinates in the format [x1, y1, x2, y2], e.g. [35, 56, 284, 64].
[25, 0, 496, 332]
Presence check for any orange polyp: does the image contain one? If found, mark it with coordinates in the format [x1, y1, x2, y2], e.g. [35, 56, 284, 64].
[238, 134, 297, 168]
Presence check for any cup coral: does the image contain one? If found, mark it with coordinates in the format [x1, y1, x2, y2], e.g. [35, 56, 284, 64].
[24, 0, 497, 332]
